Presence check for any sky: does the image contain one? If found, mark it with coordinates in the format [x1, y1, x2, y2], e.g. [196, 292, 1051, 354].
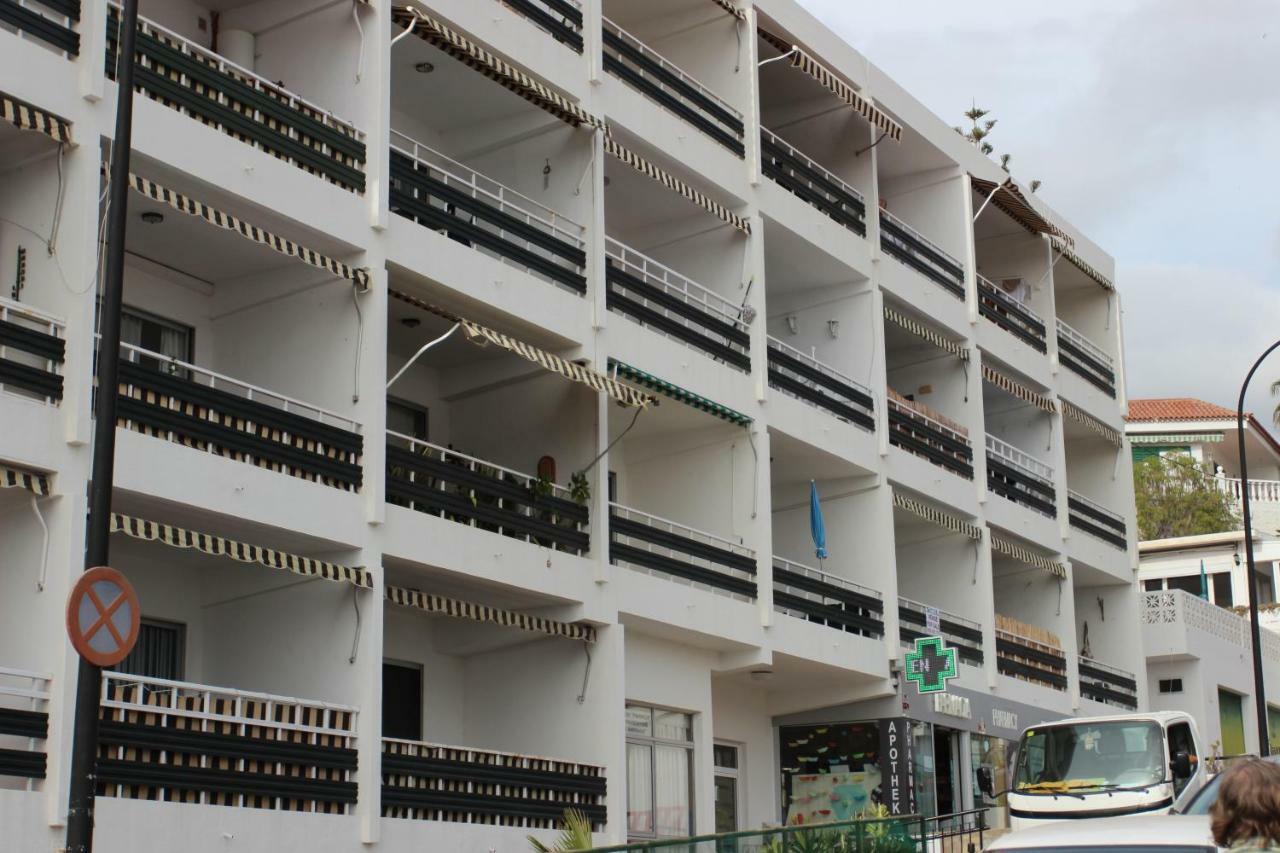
[796, 0, 1280, 425]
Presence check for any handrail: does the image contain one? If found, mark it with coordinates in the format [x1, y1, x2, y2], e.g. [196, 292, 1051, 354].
[879, 208, 962, 271]
[1067, 489, 1124, 525]
[382, 735, 604, 770]
[772, 556, 881, 600]
[1078, 655, 1136, 683]
[760, 126, 863, 202]
[899, 596, 981, 633]
[1218, 476, 1280, 503]
[609, 501, 753, 558]
[995, 626, 1065, 657]
[0, 296, 66, 331]
[600, 16, 742, 121]
[766, 335, 873, 399]
[1056, 318, 1113, 369]
[605, 237, 746, 329]
[387, 429, 573, 502]
[0, 665, 52, 705]
[986, 433, 1053, 481]
[887, 395, 969, 445]
[102, 670, 359, 717]
[977, 274, 1043, 322]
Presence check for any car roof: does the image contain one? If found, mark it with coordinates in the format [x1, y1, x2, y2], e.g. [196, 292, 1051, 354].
[986, 815, 1212, 850]
[1027, 711, 1191, 728]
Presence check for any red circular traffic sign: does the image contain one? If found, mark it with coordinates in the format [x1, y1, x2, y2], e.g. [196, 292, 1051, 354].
[66, 566, 140, 667]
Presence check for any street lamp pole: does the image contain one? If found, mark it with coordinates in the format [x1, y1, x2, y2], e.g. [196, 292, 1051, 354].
[1237, 339, 1280, 758]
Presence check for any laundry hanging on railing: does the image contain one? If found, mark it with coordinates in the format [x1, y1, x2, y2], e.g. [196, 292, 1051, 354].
[1050, 237, 1114, 292]
[109, 513, 373, 588]
[603, 137, 751, 235]
[990, 533, 1067, 579]
[981, 363, 1056, 414]
[0, 464, 50, 496]
[883, 304, 969, 361]
[1061, 400, 1122, 446]
[386, 584, 596, 642]
[891, 490, 981, 540]
[1, 92, 73, 145]
[609, 359, 752, 426]
[970, 176, 1069, 245]
[122, 171, 370, 288]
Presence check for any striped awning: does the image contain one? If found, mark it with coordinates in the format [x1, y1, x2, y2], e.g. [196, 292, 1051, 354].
[981, 363, 1056, 414]
[388, 289, 654, 409]
[609, 360, 752, 426]
[1052, 238, 1114, 292]
[757, 28, 901, 142]
[386, 584, 596, 643]
[603, 137, 750, 235]
[1130, 432, 1222, 445]
[971, 176, 1071, 247]
[109, 513, 373, 588]
[883, 304, 969, 361]
[392, 7, 606, 133]
[1, 464, 50, 496]
[1, 92, 73, 145]
[892, 490, 981, 540]
[990, 533, 1067, 579]
[125, 172, 370, 289]
[1062, 400, 1122, 447]
[708, 0, 746, 20]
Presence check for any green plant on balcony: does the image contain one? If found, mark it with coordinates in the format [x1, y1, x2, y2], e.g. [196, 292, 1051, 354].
[569, 471, 591, 506]
[527, 809, 593, 852]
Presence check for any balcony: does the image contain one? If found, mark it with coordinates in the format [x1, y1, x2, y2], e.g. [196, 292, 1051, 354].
[1142, 589, 1280, 664]
[609, 502, 756, 599]
[1067, 489, 1127, 549]
[106, 5, 366, 192]
[1078, 656, 1138, 710]
[887, 392, 973, 479]
[986, 434, 1056, 517]
[605, 238, 749, 370]
[878, 210, 964, 299]
[767, 337, 874, 430]
[977, 275, 1046, 353]
[382, 738, 607, 829]
[391, 132, 587, 295]
[0, 297, 64, 403]
[601, 16, 744, 156]
[98, 672, 358, 812]
[898, 599, 983, 667]
[772, 557, 883, 638]
[112, 342, 364, 492]
[1056, 318, 1116, 398]
[995, 622, 1067, 691]
[0, 0, 78, 56]
[0, 666, 49, 784]
[386, 433, 589, 556]
[760, 128, 865, 236]
[499, 0, 583, 52]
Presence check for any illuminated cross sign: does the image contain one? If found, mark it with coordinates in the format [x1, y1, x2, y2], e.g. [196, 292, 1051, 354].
[904, 636, 958, 694]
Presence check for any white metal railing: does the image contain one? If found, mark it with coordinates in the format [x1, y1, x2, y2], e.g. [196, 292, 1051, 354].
[387, 430, 575, 504]
[977, 274, 1042, 321]
[899, 596, 980, 633]
[767, 335, 874, 411]
[1067, 489, 1125, 526]
[887, 395, 969, 446]
[986, 433, 1053, 482]
[1055, 318, 1113, 369]
[609, 501, 755, 598]
[1218, 476, 1280, 504]
[3, 0, 76, 57]
[1079, 655, 1136, 684]
[760, 127, 863, 202]
[773, 556, 881, 601]
[601, 16, 742, 121]
[0, 296, 65, 403]
[0, 666, 51, 793]
[879, 208, 963, 271]
[112, 340, 361, 433]
[382, 736, 605, 773]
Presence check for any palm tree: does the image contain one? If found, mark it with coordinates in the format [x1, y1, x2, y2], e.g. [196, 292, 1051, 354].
[528, 809, 594, 852]
[1272, 379, 1280, 425]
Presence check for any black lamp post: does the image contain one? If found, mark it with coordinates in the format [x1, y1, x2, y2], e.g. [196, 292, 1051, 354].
[1237, 339, 1280, 758]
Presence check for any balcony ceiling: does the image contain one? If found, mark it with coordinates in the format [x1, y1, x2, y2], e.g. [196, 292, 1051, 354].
[0, 120, 61, 168]
[768, 428, 867, 486]
[391, 39, 535, 142]
[383, 556, 576, 612]
[762, 215, 866, 295]
[602, 0, 724, 44]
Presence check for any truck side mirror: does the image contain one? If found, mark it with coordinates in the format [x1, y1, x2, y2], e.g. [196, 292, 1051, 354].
[1171, 751, 1192, 779]
[976, 766, 994, 797]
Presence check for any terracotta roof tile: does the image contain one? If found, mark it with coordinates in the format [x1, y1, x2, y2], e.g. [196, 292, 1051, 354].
[1126, 398, 1238, 422]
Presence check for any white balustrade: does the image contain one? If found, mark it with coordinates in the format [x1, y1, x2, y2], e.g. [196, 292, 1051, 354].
[601, 16, 742, 122]
[986, 433, 1054, 482]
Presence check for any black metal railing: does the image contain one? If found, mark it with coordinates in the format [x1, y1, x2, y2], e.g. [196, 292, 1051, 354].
[760, 128, 865, 236]
[921, 809, 987, 851]
[106, 6, 365, 191]
[1057, 320, 1117, 398]
[898, 600, 984, 666]
[887, 398, 973, 479]
[878, 210, 965, 298]
[382, 739, 607, 829]
[601, 18, 744, 157]
[977, 275, 1046, 352]
[1078, 657, 1139, 710]
[1068, 490, 1127, 549]
[987, 455, 1056, 517]
[996, 630, 1067, 690]
[0, 312, 64, 402]
[772, 558, 883, 638]
[609, 504, 757, 599]
[767, 337, 874, 430]
[387, 435, 589, 556]
[498, 0, 582, 52]
[0, 0, 79, 55]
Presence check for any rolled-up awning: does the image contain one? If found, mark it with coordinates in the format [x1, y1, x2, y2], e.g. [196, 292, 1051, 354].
[981, 363, 1056, 414]
[971, 176, 1072, 247]
[109, 513, 373, 588]
[1, 464, 50, 496]
[392, 6, 606, 133]
[1051, 237, 1114, 292]
[757, 28, 901, 142]
[1062, 400, 1122, 446]
[603, 137, 750, 235]
[609, 359, 751, 426]
[1, 92, 73, 145]
[389, 288, 655, 409]
[990, 533, 1067, 579]
[125, 171, 370, 289]
[883, 304, 969, 361]
[709, 0, 745, 20]
[892, 490, 981, 540]
[386, 584, 596, 642]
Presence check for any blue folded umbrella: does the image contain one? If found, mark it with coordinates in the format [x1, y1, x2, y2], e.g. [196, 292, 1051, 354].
[810, 480, 828, 561]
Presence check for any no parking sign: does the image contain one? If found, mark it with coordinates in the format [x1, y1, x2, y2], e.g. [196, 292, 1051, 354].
[65, 567, 140, 667]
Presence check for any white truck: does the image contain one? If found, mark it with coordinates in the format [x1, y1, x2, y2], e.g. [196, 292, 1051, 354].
[1000, 711, 1207, 831]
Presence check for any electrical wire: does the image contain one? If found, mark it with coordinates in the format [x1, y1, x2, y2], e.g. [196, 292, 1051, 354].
[48, 143, 66, 256]
[348, 585, 362, 664]
[351, 1, 365, 84]
[576, 641, 592, 704]
[350, 282, 362, 403]
[579, 404, 643, 476]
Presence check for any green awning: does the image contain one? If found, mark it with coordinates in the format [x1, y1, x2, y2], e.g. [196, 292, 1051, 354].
[609, 360, 752, 426]
[1130, 433, 1223, 444]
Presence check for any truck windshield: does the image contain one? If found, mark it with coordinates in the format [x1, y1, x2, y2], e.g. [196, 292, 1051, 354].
[1014, 721, 1165, 793]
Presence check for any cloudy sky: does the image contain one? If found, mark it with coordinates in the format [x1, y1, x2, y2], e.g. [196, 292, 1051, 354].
[797, 0, 1280, 424]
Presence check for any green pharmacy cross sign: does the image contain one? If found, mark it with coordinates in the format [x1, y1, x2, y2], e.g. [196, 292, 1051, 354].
[904, 636, 958, 694]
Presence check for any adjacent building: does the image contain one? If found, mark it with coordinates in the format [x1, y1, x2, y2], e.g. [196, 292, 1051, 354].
[0, 0, 1137, 848]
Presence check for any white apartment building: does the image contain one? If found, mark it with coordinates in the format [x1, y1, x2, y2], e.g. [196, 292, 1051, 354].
[0, 0, 1139, 849]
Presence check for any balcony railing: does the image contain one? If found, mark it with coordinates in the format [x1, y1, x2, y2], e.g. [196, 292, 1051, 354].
[391, 132, 587, 295]
[767, 337, 873, 430]
[382, 738, 607, 829]
[1068, 489, 1127, 549]
[986, 434, 1055, 516]
[105, 5, 365, 191]
[760, 127, 865, 236]
[1219, 476, 1280, 504]
[609, 502, 756, 599]
[605, 238, 749, 370]
[1056, 318, 1116, 397]
[112, 341, 363, 491]
[995, 627, 1067, 691]
[977, 275, 1046, 352]
[772, 557, 883, 638]
[386, 432, 589, 556]
[898, 599, 983, 666]
[498, 0, 583, 52]
[878, 210, 965, 298]
[0, 665, 50, 784]
[1078, 656, 1138, 710]
[98, 672, 358, 813]
[0, 296, 64, 403]
[0, 0, 78, 54]
[601, 16, 744, 156]
[887, 395, 973, 479]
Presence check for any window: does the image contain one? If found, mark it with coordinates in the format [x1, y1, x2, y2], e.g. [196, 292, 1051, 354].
[713, 743, 741, 833]
[117, 619, 185, 681]
[1158, 678, 1183, 694]
[387, 398, 429, 441]
[120, 306, 193, 373]
[1166, 575, 1202, 597]
[626, 704, 693, 838]
[1211, 573, 1233, 608]
[1143, 579, 1163, 592]
[382, 661, 423, 741]
[1167, 721, 1198, 796]
[608, 471, 618, 503]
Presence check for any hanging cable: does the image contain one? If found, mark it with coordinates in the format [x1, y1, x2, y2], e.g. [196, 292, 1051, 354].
[30, 495, 49, 592]
[351, 1, 366, 83]
[1056, 577, 1063, 616]
[758, 46, 797, 68]
[854, 131, 889, 158]
[348, 585, 362, 664]
[350, 282, 363, 403]
[576, 641, 593, 704]
[744, 427, 758, 519]
[47, 143, 66, 256]
[733, 17, 741, 73]
[387, 322, 460, 389]
[390, 13, 418, 46]
[579, 404, 643, 476]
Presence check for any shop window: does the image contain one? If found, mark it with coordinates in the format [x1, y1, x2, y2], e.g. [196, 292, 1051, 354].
[713, 742, 741, 833]
[626, 704, 693, 839]
[779, 722, 880, 824]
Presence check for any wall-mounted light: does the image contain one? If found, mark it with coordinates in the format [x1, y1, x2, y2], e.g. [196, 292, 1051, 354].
[785, 315, 798, 335]
[827, 319, 840, 339]
[749, 669, 773, 682]
[400, 316, 421, 329]
[414, 61, 434, 74]
[140, 211, 164, 225]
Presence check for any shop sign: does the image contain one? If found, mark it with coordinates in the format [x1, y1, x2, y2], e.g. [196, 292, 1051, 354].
[904, 636, 958, 694]
[932, 693, 971, 720]
[992, 709, 1019, 732]
[924, 606, 941, 634]
[877, 717, 916, 816]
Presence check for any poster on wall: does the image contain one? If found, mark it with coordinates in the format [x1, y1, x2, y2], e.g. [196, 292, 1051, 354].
[878, 717, 917, 816]
[779, 722, 882, 824]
